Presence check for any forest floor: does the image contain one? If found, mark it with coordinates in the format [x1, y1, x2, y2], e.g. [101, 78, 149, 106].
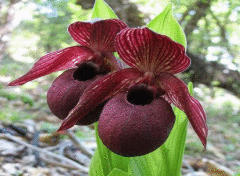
[0, 75, 240, 176]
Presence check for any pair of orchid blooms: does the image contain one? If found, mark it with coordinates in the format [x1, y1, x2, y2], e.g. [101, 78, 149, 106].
[9, 19, 207, 157]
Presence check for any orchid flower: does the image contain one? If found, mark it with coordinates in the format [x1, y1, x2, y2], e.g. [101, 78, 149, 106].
[58, 27, 208, 156]
[8, 19, 127, 125]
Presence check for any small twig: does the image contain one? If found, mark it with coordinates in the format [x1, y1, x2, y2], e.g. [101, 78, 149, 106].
[43, 144, 61, 151]
[40, 153, 84, 170]
[183, 160, 196, 176]
[65, 130, 94, 158]
[43, 142, 67, 151]
[8, 124, 27, 137]
[31, 131, 43, 167]
[0, 134, 89, 173]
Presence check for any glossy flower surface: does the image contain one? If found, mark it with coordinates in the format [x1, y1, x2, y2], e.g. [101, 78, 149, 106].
[8, 19, 127, 124]
[58, 27, 208, 156]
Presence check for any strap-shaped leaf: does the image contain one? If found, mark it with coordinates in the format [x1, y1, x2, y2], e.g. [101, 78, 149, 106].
[89, 123, 130, 176]
[147, 3, 187, 48]
[91, 0, 118, 19]
[108, 168, 128, 176]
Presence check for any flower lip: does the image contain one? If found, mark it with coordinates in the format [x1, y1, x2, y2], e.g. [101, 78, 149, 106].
[57, 68, 143, 132]
[127, 84, 156, 106]
[73, 61, 100, 81]
[47, 67, 108, 125]
[98, 92, 176, 157]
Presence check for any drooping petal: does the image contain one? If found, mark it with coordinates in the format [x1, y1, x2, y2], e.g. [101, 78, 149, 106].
[8, 46, 95, 86]
[156, 72, 208, 148]
[115, 27, 190, 74]
[57, 68, 143, 131]
[68, 19, 127, 52]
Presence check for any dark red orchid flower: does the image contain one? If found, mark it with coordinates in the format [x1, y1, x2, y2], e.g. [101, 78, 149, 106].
[8, 19, 127, 125]
[58, 27, 208, 156]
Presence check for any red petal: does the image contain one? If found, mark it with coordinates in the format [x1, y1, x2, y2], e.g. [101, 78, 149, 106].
[57, 68, 143, 131]
[156, 73, 208, 148]
[115, 27, 190, 74]
[68, 19, 127, 52]
[8, 46, 95, 86]
[68, 22, 91, 47]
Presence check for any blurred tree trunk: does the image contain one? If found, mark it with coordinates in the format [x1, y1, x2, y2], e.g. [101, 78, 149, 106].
[179, 0, 240, 97]
[180, 0, 212, 37]
[186, 52, 240, 97]
[0, 0, 22, 61]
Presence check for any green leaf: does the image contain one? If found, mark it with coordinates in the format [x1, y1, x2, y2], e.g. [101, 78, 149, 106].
[91, 0, 118, 19]
[89, 149, 105, 176]
[0, 90, 34, 106]
[108, 168, 128, 176]
[147, 3, 187, 48]
[110, 152, 130, 173]
[128, 156, 153, 176]
[94, 123, 112, 175]
[20, 95, 34, 106]
[188, 82, 194, 95]
[90, 123, 130, 176]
